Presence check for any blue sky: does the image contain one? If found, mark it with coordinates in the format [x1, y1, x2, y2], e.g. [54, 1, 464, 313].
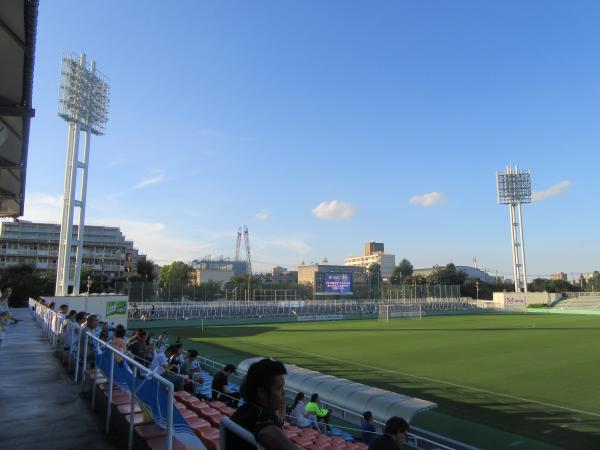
[21, 1, 600, 278]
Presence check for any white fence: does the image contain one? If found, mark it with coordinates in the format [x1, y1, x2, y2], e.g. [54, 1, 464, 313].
[129, 298, 483, 322]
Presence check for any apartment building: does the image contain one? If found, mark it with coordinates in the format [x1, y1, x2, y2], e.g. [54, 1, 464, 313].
[0, 221, 144, 280]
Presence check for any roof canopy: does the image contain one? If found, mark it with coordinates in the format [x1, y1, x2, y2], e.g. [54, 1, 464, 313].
[237, 357, 436, 424]
[0, 0, 38, 218]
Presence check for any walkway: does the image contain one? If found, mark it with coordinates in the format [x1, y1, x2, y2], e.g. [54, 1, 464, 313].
[0, 308, 117, 450]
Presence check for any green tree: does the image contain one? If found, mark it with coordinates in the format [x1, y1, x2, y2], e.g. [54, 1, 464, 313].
[0, 264, 54, 306]
[159, 261, 192, 283]
[427, 263, 467, 285]
[391, 259, 413, 284]
[137, 259, 156, 281]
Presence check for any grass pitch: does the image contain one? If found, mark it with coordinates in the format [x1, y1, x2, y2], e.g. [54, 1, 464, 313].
[168, 313, 600, 449]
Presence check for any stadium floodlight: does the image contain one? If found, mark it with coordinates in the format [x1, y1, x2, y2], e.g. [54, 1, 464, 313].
[55, 53, 110, 296]
[496, 166, 531, 293]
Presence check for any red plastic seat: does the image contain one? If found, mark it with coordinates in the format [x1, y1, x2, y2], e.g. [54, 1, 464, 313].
[178, 408, 197, 419]
[199, 428, 220, 450]
[206, 413, 224, 427]
[135, 423, 166, 440]
[146, 436, 186, 450]
[215, 405, 235, 417]
[123, 412, 152, 426]
[110, 392, 132, 406]
[186, 416, 212, 434]
[117, 403, 142, 414]
[174, 391, 192, 401]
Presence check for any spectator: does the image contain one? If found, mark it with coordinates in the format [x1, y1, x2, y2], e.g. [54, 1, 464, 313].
[227, 358, 299, 450]
[361, 411, 377, 445]
[368, 416, 409, 450]
[127, 329, 151, 365]
[150, 344, 184, 391]
[99, 322, 110, 341]
[0, 286, 18, 324]
[305, 393, 330, 431]
[79, 314, 100, 367]
[130, 303, 138, 319]
[290, 392, 312, 428]
[111, 325, 127, 363]
[0, 311, 9, 346]
[212, 364, 240, 406]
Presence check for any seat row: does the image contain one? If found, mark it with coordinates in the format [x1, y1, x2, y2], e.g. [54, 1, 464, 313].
[92, 370, 367, 450]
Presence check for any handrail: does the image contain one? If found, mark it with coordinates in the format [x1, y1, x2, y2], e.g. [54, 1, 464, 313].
[219, 417, 266, 450]
[29, 298, 176, 450]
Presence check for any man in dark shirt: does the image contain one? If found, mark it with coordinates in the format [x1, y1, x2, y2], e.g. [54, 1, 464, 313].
[226, 358, 299, 450]
[368, 416, 409, 450]
[211, 364, 240, 405]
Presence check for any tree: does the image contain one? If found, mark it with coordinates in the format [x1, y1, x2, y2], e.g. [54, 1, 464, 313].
[427, 263, 467, 285]
[0, 264, 54, 306]
[137, 259, 156, 281]
[159, 261, 192, 284]
[367, 263, 382, 298]
[391, 259, 413, 284]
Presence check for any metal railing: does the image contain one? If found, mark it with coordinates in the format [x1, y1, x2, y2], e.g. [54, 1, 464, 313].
[29, 299, 176, 450]
[128, 298, 482, 322]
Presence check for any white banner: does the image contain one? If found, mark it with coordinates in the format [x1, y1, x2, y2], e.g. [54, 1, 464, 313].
[297, 314, 344, 322]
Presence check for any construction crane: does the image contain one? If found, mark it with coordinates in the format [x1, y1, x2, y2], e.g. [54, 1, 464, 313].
[234, 225, 253, 300]
[234, 225, 252, 275]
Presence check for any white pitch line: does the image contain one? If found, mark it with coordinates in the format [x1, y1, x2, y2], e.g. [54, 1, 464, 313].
[510, 440, 525, 447]
[244, 339, 600, 419]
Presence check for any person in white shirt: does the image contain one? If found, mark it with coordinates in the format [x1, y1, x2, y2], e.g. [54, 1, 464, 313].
[150, 345, 184, 391]
[290, 392, 313, 428]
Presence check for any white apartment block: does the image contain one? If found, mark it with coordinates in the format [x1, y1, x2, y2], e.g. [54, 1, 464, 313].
[344, 253, 396, 278]
[0, 221, 144, 280]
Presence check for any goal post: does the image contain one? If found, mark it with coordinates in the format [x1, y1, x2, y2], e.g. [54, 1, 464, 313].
[379, 303, 423, 322]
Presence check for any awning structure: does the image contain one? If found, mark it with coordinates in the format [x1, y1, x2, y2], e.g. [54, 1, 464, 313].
[0, 0, 39, 218]
[237, 357, 437, 424]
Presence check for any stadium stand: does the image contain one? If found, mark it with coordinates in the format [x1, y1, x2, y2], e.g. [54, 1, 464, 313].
[27, 298, 477, 450]
[554, 294, 600, 310]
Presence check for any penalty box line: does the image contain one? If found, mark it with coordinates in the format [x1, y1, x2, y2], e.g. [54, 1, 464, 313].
[244, 339, 600, 419]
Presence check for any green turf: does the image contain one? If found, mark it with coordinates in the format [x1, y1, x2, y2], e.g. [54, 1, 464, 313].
[167, 313, 600, 449]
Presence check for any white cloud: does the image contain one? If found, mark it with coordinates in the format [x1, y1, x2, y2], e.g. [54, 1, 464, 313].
[312, 200, 356, 220]
[409, 191, 446, 207]
[255, 210, 269, 221]
[88, 218, 210, 264]
[135, 170, 167, 189]
[22, 193, 62, 223]
[21, 192, 211, 264]
[532, 180, 571, 202]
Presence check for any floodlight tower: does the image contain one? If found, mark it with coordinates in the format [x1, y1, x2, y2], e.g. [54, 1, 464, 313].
[496, 166, 531, 292]
[55, 52, 110, 295]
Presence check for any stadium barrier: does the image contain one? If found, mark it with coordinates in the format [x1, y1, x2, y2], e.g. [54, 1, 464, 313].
[128, 297, 485, 324]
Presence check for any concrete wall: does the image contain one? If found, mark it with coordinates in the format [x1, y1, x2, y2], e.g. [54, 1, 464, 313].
[492, 292, 561, 310]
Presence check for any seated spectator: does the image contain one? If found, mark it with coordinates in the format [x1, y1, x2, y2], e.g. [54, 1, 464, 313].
[289, 392, 313, 428]
[305, 393, 330, 431]
[361, 411, 377, 445]
[212, 364, 240, 406]
[150, 344, 184, 391]
[368, 416, 409, 450]
[227, 358, 299, 450]
[183, 349, 206, 395]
